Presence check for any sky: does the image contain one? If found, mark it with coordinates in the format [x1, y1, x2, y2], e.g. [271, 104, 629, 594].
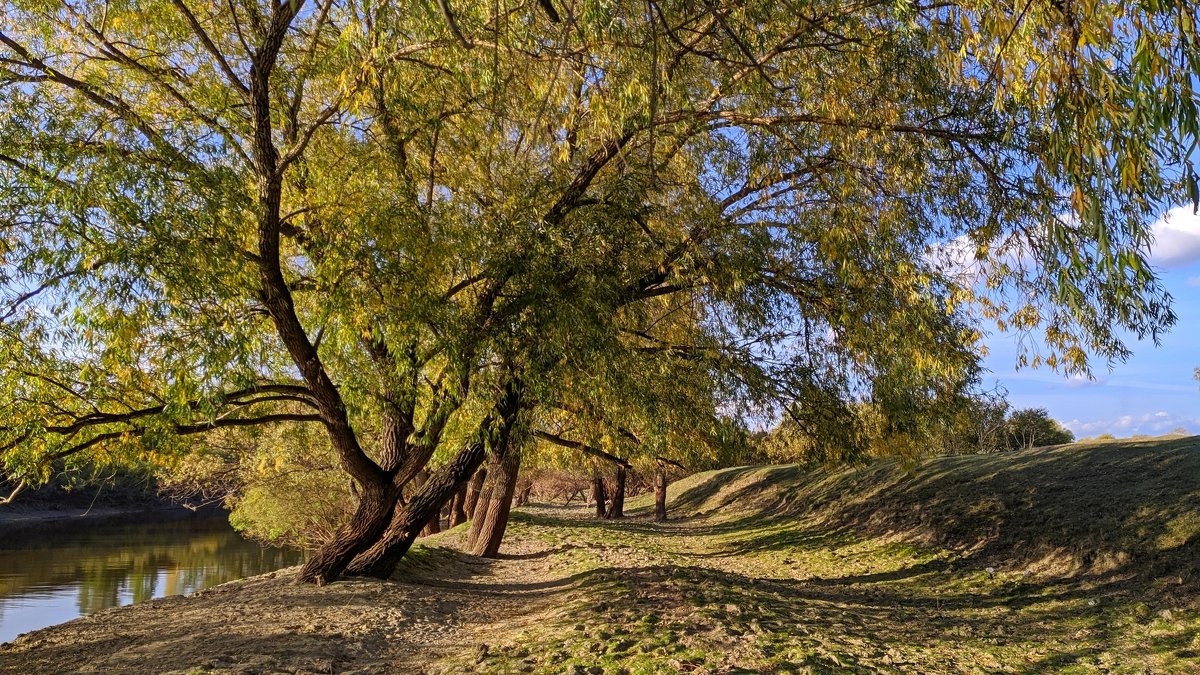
[980, 205, 1200, 438]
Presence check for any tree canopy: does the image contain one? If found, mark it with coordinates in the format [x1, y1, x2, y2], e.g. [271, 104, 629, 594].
[1, 0, 1195, 581]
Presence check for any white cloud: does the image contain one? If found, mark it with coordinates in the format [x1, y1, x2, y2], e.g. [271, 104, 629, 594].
[926, 233, 1032, 284]
[1064, 411, 1200, 437]
[1063, 373, 1105, 389]
[926, 235, 981, 282]
[932, 207, 1200, 278]
[1149, 206, 1200, 268]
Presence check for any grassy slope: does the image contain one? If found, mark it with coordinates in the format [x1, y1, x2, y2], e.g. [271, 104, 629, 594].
[431, 436, 1200, 674]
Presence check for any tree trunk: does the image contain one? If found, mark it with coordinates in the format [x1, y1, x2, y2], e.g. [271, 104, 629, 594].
[654, 469, 668, 522]
[448, 483, 469, 527]
[515, 480, 533, 507]
[412, 470, 443, 537]
[348, 379, 524, 577]
[592, 472, 608, 518]
[343, 437, 489, 578]
[465, 479, 493, 550]
[422, 511, 441, 536]
[464, 466, 487, 518]
[605, 466, 626, 519]
[295, 481, 397, 584]
[466, 447, 503, 552]
[469, 445, 522, 558]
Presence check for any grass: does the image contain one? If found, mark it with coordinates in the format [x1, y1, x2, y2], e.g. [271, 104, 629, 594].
[428, 436, 1200, 674]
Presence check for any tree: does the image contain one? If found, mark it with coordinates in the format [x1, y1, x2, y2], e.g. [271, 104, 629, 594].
[966, 394, 1012, 455]
[1006, 408, 1076, 450]
[3, 0, 1196, 583]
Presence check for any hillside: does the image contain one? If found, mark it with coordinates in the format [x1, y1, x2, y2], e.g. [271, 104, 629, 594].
[2, 437, 1198, 673]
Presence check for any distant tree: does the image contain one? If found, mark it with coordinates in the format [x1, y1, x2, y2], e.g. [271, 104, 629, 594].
[1006, 409, 1075, 451]
[966, 394, 1012, 454]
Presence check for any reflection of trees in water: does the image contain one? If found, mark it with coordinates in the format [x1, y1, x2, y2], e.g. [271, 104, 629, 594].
[0, 514, 302, 615]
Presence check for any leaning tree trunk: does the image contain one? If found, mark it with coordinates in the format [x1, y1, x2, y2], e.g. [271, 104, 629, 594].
[469, 444, 522, 558]
[412, 470, 442, 537]
[605, 466, 626, 519]
[654, 468, 668, 522]
[464, 467, 487, 518]
[343, 437, 489, 578]
[592, 472, 608, 518]
[347, 380, 524, 578]
[448, 483, 469, 527]
[295, 481, 397, 584]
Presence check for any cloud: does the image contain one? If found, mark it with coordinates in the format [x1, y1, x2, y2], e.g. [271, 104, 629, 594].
[1064, 411, 1200, 437]
[926, 234, 1031, 284]
[932, 207, 1200, 279]
[1063, 373, 1105, 389]
[926, 235, 980, 282]
[1149, 206, 1200, 268]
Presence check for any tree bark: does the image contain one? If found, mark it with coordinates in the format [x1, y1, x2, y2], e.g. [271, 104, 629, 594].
[422, 512, 442, 536]
[466, 446, 505, 552]
[465, 479, 493, 550]
[295, 481, 397, 584]
[346, 379, 524, 577]
[343, 436, 488, 578]
[468, 445, 522, 558]
[605, 466, 626, 519]
[410, 470, 443, 537]
[592, 472, 608, 518]
[654, 468, 668, 522]
[448, 483, 469, 527]
[464, 466, 487, 518]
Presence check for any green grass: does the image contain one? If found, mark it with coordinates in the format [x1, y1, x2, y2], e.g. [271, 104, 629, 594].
[430, 437, 1200, 673]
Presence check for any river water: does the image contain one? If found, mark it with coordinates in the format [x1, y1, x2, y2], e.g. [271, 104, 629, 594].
[0, 511, 303, 644]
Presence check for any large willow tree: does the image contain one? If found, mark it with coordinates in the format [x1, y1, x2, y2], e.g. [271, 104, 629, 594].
[0, 0, 1191, 583]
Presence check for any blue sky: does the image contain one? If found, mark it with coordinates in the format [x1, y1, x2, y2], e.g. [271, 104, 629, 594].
[980, 206, 1200, 438]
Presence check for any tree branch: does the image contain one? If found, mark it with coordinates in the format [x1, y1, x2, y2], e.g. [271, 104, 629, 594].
[534, 430, 633, 469]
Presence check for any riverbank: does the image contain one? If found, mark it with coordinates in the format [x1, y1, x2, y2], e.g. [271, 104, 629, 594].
[0, 526, 552, 674]
[2, 438, 1198, 673]
[0, 472, 205, 539]
[0, 503, 220, 539]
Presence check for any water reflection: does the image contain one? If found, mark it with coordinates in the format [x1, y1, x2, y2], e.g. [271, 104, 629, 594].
[0, 512, 303, 643]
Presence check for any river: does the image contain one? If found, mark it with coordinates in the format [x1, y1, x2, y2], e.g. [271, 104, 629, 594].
[0, 511, 304, 644]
